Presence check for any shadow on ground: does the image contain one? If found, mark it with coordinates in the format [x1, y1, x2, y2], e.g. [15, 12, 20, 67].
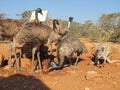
[0, 74, 50, 90]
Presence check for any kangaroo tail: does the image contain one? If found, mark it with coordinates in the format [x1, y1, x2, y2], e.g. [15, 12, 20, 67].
[107, 58, 120, 63]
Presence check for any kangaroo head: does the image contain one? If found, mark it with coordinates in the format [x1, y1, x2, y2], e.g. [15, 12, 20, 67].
[96, 47, 105, 59]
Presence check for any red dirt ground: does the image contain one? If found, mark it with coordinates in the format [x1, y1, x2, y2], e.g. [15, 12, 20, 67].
[0, 39, 120, 90]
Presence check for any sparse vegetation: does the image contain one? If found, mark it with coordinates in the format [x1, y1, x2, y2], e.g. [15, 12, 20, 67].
[0, 12, 120, 43]
[68, 12, 120, 43]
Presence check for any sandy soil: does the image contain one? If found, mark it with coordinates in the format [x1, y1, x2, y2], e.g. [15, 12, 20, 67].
[0, 39, 120, 90]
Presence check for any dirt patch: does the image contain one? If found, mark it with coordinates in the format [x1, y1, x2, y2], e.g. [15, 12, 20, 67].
[0, 39, 120, 90]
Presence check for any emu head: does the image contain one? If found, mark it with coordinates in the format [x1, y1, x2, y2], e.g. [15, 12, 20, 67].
[47, 61, 58, 69]
[53, 19, 69, 36]
[36, 8, 43, 15]
[53, 19, 60, 32]
[35, 8, 43, 22]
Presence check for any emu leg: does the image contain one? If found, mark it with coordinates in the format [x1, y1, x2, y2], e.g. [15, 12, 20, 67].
[9, 42, 20, 70]
[14, 48, 20, 70]
[9, 42, 18, 69]
[50, 44, 53, 55]
[37, 51, 43, 72]
[73, 52, 81, 70]
[73, 56, 79, 70]
[9, 42, 13, 69]
[13, 44, 20, 70]
[46, 39, 53, 55]
[32, 47, 37, 73]
[9, 49, 13, 69]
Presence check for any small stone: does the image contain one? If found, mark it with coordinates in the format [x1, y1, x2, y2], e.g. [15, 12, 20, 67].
[3, 65, 10, 70]
[85, 70, 101, 80]
[85, 87, 90, 90]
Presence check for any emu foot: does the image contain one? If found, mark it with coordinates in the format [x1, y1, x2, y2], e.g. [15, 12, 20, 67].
[31, 69, 35, 74]
[35, 66, 43, 73]
[17, 67, 22, 71]
[72, 66, 78, 71]
[9, 65, 15, 70]
[39, 69, 43, 73]
[31, 69, 43, 74]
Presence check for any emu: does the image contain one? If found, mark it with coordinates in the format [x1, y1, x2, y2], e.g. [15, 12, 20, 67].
[9, 22, 61, 73]
[0, 19, 22, 41]
[48, 35, 87, 70]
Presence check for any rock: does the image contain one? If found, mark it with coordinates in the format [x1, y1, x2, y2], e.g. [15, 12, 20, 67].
[85, 87, 90, 90]
[85, 70, 101, 80]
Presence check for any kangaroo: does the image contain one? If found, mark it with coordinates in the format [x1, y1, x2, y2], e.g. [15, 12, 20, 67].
[94, 42, 120, 67]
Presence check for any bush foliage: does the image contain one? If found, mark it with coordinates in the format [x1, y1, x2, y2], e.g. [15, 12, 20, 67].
[0, 12, 120, 43]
